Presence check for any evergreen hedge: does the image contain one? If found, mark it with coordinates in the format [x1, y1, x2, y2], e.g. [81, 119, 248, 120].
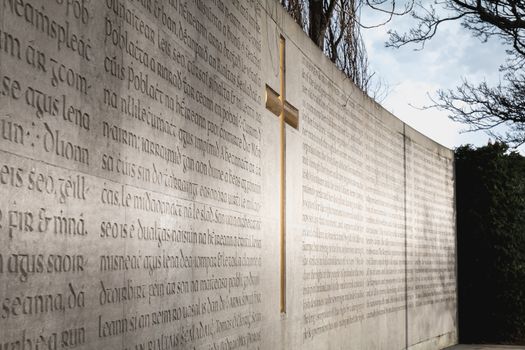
[456, 143, 525, 344]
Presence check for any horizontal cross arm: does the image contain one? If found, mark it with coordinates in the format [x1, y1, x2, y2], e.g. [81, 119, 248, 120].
[265, 85, 299, 129]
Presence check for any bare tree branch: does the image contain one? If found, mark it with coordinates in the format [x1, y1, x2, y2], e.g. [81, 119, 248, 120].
[385, 1, 525, 146]
[283, 0, 525, 147]
[281, 0, 408, 95]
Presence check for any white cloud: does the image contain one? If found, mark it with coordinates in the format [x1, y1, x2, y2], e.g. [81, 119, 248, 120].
[360, 5, 518, 152]
[382, 80, 462, 148]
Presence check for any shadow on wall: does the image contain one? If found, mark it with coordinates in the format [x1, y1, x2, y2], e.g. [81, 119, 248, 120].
[415, 199, 456, 334]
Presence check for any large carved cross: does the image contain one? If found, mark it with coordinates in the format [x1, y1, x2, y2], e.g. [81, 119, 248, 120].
[265, 35, 299, 314]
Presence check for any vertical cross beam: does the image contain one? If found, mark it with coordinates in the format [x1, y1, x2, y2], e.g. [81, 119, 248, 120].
[279, 35, 287, 315]
[265, 35, 299, 313]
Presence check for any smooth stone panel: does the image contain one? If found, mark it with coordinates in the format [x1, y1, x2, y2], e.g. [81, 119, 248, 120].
[0, 0, 456, 349]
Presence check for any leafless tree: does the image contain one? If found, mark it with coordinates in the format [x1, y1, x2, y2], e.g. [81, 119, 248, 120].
[387, 1, 525, 147]
[281, 0, 412, 99]
[283, 1, 525, 145]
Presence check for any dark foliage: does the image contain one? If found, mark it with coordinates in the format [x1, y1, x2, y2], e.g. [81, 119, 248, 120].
[456, 143, 525, 343]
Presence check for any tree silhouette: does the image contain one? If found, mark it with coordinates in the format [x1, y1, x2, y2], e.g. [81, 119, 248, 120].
[281, 0, 411, 99]
[387, 1, 525, 147]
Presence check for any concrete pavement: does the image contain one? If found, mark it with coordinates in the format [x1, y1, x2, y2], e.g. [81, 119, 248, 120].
[444, 345, 525, 350]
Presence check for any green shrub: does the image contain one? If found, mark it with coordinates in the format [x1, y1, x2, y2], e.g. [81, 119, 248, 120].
[456, 143, 525, 344]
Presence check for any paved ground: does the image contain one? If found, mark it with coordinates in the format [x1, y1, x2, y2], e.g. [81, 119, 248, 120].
[444, 345, 525, 350]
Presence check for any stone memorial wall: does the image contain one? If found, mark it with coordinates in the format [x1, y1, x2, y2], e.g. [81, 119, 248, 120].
[0, 0, 456, 349]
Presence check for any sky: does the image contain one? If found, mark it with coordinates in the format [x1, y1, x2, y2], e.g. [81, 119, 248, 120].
[359, 4, 525, 154]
